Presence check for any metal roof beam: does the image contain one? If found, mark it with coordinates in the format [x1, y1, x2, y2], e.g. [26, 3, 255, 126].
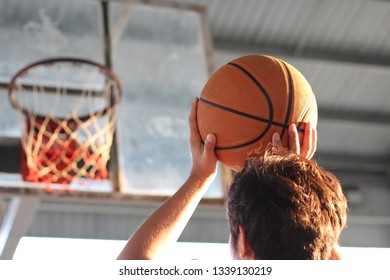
[319, 107, 390, 125]
[314, 152, 390, 178]
[214, 40, 390, 69]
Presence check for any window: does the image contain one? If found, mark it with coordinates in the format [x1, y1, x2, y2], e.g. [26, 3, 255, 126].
[0, 0, 225, 200]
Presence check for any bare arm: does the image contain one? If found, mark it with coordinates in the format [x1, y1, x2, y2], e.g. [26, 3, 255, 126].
[117, 98, 218, 260]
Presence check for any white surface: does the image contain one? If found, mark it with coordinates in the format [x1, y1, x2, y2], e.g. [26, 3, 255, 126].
[13, 237, 231, 260]
[13, 236, 390, 261]
[0, 172, 111, 192]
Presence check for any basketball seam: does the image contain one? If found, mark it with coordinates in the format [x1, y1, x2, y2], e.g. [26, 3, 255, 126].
[199, 97, 288, 150]
[199, 98, 285, 128]
[200, 62, 275, 150]
[280, 61, 293, 139]
[228, 62, 274, 124]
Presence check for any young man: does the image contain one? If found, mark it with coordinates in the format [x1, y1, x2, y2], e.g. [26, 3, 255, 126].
[117, 98, 347, 260]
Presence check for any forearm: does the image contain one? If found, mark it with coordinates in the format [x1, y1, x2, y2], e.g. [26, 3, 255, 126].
[117, 175, 214, 260]
[117, 98, 217, 260]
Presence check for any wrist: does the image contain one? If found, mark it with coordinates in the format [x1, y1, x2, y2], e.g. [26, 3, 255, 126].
[188, 170, 216, 187]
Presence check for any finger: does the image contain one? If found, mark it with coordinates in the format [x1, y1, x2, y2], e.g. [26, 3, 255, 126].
[288, 123, 300, 155]
[272, 132, 283, 147]
[301, 122, 317, 159]
[309, 125, 317, 159]
[189, 98, 201, 146]
[300, 122, 312, 158]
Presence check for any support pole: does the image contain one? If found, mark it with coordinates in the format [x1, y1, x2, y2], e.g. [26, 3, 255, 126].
[101, 1, 122, 193]
[0, 197, 40, 259]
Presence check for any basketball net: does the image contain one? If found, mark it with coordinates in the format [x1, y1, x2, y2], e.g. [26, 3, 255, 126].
[8, 58, 122, 189]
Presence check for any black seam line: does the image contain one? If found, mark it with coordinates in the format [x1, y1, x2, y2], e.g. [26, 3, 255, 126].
[280, 61, 293, 139]
[227, 62, 303, 134]
[216, 133, 267, 150]
[201, 62, 275, 151]
[228, 62, 274, 124]
[199, 97, 304, 150]
[199, 97, 285, 128]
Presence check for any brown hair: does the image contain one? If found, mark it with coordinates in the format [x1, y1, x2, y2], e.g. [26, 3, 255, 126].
[227, 147, 347, 260]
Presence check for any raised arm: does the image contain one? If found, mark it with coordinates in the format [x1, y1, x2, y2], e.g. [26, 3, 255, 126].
[117, 98, 218, 260]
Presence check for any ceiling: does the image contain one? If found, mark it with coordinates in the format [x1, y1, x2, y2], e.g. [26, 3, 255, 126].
[173, 0, 390, 179]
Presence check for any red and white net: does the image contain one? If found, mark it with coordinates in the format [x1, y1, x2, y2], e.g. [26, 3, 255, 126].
[9, 58, 122, 187]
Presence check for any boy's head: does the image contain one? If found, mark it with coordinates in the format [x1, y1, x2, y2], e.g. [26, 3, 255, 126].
[226, 147, 348, 260]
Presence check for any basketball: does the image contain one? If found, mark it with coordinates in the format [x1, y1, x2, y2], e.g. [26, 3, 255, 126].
[197, 54, 318, 170]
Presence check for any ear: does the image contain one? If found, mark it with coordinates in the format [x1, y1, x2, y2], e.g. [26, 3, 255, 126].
[236, 225, 255, 260]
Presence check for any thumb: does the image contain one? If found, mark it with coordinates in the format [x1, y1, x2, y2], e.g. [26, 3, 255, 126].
[204, 134, 216, 152]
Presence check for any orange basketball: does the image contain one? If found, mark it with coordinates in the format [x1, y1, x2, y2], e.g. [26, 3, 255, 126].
[197, 54, 318, 170]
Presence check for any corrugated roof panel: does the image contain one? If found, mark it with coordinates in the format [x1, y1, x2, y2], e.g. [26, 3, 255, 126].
[338, 1, 390, 55]
[317, 1, 364, 52]
[176, 0, 390, 60]
[271, 0, 312, 48]
[317, 120, 390, 157]
[287, 58, 390, 113]
[238, 0, 271, 44]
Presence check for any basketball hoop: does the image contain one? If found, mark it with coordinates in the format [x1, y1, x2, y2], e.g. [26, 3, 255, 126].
[8, 58, 122, 187]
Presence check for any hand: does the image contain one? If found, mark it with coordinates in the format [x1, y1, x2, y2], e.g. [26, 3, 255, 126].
[189, 98, 218, 181]
[272, 122, 317, 159]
